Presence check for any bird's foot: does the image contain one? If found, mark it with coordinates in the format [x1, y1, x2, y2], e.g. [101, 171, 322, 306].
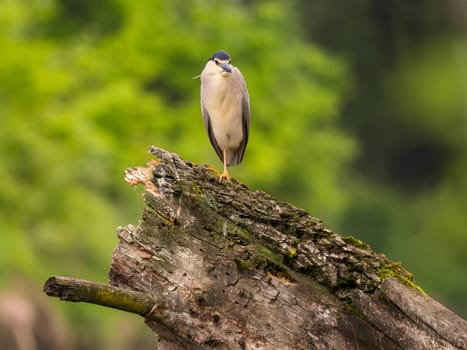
[207, 166, 220, 175]
[219, 172, 231, 182]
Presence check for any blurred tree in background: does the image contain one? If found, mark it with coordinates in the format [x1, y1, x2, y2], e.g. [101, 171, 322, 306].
[297, 0, 467, 317]
[0, 0, 465, 348]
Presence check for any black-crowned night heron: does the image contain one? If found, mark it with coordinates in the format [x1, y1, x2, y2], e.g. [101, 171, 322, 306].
[200, 50, 250, 181]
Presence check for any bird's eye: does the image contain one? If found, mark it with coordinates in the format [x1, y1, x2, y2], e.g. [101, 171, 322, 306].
[214, 59, 220, 65]
[228, 59, 231, 64]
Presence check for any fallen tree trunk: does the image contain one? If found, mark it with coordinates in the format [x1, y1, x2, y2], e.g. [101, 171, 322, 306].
[44, 146, 467, 350]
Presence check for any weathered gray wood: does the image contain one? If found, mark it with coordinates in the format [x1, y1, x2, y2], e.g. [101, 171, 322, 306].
[107, 146, 467, 350]
[380, 278, 467, 349]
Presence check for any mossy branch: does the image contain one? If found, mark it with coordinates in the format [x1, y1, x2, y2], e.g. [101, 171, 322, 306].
[43, 276, 157, 318]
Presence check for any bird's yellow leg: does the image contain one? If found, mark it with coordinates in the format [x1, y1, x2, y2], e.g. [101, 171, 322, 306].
[219, 148, 231, 182]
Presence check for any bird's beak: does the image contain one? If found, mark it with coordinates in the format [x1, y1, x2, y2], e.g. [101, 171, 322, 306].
[219, 63, 232, 73]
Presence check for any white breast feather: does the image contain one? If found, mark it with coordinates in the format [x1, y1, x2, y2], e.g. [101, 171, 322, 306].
[203, 73, 243, 151]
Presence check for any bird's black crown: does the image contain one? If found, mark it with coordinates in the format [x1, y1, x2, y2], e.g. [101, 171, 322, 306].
[209, 50, 231, 61]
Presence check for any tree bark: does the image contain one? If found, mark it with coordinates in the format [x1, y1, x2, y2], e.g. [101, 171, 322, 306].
[45, 146, 467, 350]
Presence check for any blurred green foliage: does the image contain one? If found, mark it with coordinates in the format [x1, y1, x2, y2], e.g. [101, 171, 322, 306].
[0, 0, 352, 347]
[0, 0, 466, 348]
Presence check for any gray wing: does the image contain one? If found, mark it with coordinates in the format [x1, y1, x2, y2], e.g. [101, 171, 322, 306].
[201, 102, 224, 162]
[236, 70, 250, 164]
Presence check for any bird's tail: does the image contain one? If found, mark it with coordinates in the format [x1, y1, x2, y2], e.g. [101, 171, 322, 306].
[226, 147, 244, 166]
